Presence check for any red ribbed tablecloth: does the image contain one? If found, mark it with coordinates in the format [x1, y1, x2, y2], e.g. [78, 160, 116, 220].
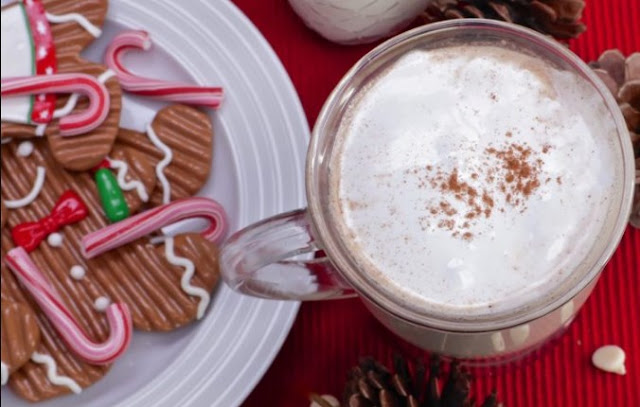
[235, 1, 640, 405]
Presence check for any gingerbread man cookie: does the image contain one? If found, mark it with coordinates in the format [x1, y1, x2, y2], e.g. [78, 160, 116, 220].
[1, 107, 225, 401]
[1, 0, 121, 171]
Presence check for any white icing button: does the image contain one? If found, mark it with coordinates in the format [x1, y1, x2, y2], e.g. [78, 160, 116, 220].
[17, 141, 34, 157]
[592, 345, 626, 375]
[310, 394, 340, 407]
[70, 265, 86, 280]
[93, 296, 111, 312]
[47, 232, 63, 247]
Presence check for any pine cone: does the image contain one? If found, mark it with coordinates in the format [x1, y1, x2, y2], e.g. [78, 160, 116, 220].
[422, 0, 586, 39]
[590, 50, 640, 228]
[342, 355, 501, 407]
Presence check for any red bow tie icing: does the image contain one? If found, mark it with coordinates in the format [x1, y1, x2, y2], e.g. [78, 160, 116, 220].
[11, 190, 88, 252]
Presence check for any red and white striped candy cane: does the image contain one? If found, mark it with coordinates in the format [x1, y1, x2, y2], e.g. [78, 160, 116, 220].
[104, 30, 224, 108]
[1, 74, 110, 137]
[82, 197, 228, 259]
[5, 248, 132, 365]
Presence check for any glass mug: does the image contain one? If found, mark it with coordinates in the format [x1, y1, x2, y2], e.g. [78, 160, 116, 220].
[220, 20, 635, 360]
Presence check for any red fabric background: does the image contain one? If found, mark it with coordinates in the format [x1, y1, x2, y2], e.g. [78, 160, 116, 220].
[234, 1, 640, 405]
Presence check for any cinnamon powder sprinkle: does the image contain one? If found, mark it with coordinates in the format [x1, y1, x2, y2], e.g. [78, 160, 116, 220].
[414, 141, 545, 240]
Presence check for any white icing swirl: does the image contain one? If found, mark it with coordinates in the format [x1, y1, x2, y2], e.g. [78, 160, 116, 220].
[0, 361, 8, 386]
[31, 352, 82, 394]
[97, 69, 116, 83]
[165, 236, 210, 319]
[4, 166, 46, 208]
[53, 93, 79, 119]
[146, 124, 173, 204]
[45, 12, 102, 37]
[107, 157, 149, 202]
[47, 232, 63, 247]
[17, 141, 34, 157]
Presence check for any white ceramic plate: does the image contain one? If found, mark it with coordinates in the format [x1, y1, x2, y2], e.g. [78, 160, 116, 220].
[1, 0, 307, 406]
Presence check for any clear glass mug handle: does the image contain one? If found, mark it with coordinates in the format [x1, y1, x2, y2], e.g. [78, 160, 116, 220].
[219, 209, 356, 300]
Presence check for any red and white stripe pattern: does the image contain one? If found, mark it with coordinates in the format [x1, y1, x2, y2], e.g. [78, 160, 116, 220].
[22, 0, 58, 123]
[5, 248, 132, 365]
[1, 73, 110, 136]
[82, 197, 228, 259]
[104, 30, 224, 108]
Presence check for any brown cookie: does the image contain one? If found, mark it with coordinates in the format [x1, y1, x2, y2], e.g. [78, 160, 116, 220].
[1, 141, 112, 401]
[115, 105, 214, 206]
[43, 0, 108, 58]
[1, 140, 220, 331]
[1, 131, 220, 400]
[0, 248, 109, 401]
[45, 57, 122, 171]
[87, 233, 220, 331]
[1, 0, 119, 171]
[108, 141, 158, 214]
[1, 300, 41, 375]
[1, 200, 7, 230]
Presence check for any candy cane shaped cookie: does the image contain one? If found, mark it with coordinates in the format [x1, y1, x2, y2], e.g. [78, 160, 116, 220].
[5, 248, 132, 365]
[82, 197, 228, 259]
[1, 74, 110, 136]
[104, 30, 224, 108]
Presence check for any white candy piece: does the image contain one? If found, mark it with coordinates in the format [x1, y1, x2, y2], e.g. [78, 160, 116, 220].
[93, 296, 111, 312]
[592, 345, 626, 375]
[47, 232, 63, 247]
[70, 265, 86, 280]
[310, 394, 340, 407]
[17, 140, 34, 157]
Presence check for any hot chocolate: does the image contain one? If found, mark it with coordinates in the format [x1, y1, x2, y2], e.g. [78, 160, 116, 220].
[329, 44, 621, 318]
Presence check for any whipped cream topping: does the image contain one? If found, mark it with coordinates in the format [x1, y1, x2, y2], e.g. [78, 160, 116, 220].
[330, 45, 620, 317]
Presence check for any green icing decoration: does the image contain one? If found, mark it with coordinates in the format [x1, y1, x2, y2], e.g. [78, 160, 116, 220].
[95, 168, 130, 223]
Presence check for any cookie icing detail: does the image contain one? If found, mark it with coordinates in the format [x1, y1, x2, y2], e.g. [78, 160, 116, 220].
[146, 123, 173, 204]
[4, 166, 46, 209]
[6, 248, 133, 365]
[17, 141, 34, 157]
[45, 11, 101, 37]
[70, 265, 85, 280]
[30, 352, 82, 394]
[107, 157, 149, 202]
[47, 232, 63, 247]
[93, 296, 111, 312]
[165, 236, 210, 319]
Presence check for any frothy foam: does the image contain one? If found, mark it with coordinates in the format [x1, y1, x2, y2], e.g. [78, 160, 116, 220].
[329, 45, 620, 318]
